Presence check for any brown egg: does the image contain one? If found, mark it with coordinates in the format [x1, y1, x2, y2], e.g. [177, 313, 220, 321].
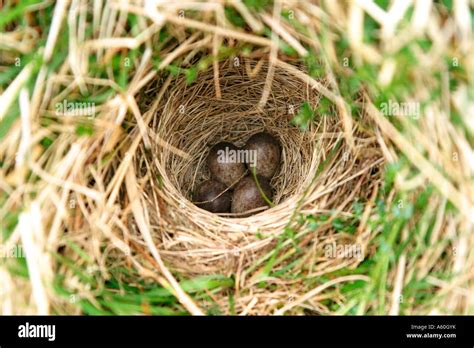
[207, 142, 247, 187]
[231, 175, 273, 216]
[194, 179, 232, 213]
[244, 132, 281, 179]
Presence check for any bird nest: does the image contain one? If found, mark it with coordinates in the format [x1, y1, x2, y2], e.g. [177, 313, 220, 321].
[131, 57, 382, 275]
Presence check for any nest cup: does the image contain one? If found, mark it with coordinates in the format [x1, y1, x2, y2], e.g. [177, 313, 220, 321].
[135, 58, 376, 274]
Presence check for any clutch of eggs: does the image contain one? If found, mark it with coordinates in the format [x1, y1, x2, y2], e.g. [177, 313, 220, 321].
[194, 132, 281, 217]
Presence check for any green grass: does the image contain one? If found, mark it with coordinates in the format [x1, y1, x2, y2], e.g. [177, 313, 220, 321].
[53, 244, 234, 315]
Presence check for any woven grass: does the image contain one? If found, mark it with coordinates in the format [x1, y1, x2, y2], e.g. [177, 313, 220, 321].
[129, 57, 382, 275]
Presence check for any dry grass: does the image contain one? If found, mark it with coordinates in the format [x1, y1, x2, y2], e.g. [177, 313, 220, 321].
[0, 0, 472, 315]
